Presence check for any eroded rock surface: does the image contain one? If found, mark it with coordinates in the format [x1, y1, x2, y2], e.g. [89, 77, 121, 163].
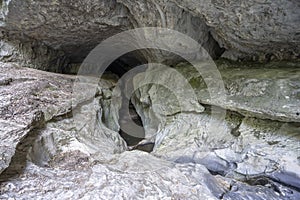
[0, 61, 300, 199]
[0, 62, 74, 174]
[0, 0, 299, 71]
[131, 61, 300, 198]
[0, 62, 125, 174]
[176, 60, 300, 122]
[0, 1, 299, 199]
[0, 63, 221, 199]
[171, 0, 300, 60]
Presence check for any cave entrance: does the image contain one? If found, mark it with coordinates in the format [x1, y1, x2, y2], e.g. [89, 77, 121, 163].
[63, 47, 155, 152]
[104, 50, 155, 152]
[119, 101, 144, 146]
[69, 49, 190, 152]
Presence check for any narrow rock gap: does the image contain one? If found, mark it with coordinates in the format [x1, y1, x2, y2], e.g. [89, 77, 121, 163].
[103, 50, 155, 152]
[119, 101, 144, 146]
[104, 49, 194, 152]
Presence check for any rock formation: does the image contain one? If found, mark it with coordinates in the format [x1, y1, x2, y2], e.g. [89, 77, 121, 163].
[0, 0, 299, 71]
[0, 0, 299, 199]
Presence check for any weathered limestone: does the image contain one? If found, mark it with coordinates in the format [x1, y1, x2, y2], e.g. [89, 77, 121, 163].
[171, 0, 300, 60]
[0, 61, 300, 199]
[0, 38, 69, 72]
[130, 61, 300, 198]
[1, 0, 298, 71]
[0, 63, 222, 199]
[0, 62, 74, 174]
[0, 62, 125, 174]
[0, 1, 299, 198]
[176, 60, 300, 122]
[0, 151, 222, 199]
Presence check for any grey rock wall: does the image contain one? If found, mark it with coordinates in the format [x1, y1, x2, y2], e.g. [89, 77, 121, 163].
[1, 0, 299, 71]
[0, 1, 299, 199]
[171, 0, 300, 61]
[130, 61, 300, 198]
[0, 62, 126, 174]
[0, 0, 132, 70]
[0, 37, 69, 72]
[1, 62, 300, 199]
[0, 63, 222, 199]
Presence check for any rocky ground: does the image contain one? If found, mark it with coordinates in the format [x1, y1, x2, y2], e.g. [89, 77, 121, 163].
[0, 0, 299, 199]
[0, 61, 299, 199]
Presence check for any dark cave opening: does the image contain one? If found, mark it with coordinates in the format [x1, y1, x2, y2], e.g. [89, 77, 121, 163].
[104, 51, 153, 151]
[82, 48, 207, 152]
[67, 48, 218, 152]
[119, 102, 144, 146]
[60, 48, 156, 151]
[103, 49, 196, 152]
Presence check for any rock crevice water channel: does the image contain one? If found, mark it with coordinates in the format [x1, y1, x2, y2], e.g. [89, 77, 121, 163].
[0, 0, 299, 199]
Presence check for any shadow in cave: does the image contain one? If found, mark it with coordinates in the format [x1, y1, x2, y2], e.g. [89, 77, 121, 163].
[119, 102, 144, 146]
[0, 126, 45, 183]
[105, 49, 214, 153]
[105, 50, 155, 153]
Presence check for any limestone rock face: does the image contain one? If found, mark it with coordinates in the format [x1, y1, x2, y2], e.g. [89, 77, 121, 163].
[0, 0, 299, 70]
[0, 62, 74, 174]
[130, 60, 300, 144]
[0, 62, 300, 199]
[131, 61, 300, 198]
[0, 1, 299, 198]
[1, 151, 221, 199]
[176, 60, 300, 122]
[171, 0, 300, 60]
[0, 0, 132, 70]
[0, 62, 126, 174]
[0, 64, 221, 199]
